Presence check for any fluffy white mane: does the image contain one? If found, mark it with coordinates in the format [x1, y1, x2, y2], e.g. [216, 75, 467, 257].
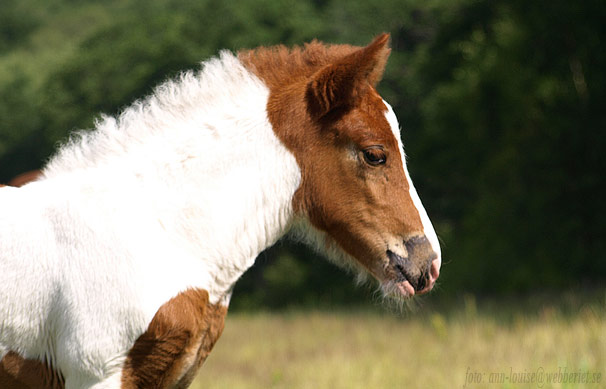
[44, 51, 268, 177]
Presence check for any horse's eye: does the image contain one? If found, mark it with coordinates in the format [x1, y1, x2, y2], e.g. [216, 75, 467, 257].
[362, 147, 386, 166]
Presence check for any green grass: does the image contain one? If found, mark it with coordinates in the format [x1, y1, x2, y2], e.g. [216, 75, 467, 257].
[191, 291, 605, 388]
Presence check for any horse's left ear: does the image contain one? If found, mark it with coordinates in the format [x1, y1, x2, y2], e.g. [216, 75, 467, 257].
[306, 33, 391, 119]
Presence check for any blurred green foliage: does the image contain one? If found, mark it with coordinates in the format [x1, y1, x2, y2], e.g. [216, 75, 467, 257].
[1, 0, 604, 307]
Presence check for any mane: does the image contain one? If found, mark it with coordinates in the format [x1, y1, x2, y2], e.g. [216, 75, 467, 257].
[43, 51, 268, 177]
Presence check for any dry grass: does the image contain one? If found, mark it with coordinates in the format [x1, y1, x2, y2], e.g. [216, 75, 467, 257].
[191, 292, 605, 389]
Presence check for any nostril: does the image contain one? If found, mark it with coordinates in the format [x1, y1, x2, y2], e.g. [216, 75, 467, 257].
[416, 273, 427, 291]
[387, 250, 417, 288]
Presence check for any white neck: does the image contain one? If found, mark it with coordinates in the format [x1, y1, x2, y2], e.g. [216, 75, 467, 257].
[42, 52, 301, 305]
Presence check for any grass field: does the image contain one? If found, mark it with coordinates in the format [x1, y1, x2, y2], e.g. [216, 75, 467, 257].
[191, 290, 605, 389]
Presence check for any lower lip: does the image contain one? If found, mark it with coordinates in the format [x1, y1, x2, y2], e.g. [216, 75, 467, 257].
[397, 281, 415, 296]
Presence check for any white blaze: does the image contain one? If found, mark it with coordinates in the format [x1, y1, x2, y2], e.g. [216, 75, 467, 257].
[383, 101, 442, 269]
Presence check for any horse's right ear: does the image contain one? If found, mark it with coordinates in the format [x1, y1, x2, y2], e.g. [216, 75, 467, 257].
[305, 33, 391, 120]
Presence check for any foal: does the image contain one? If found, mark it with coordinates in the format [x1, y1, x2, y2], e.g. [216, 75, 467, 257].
[0, 34, 440, 388]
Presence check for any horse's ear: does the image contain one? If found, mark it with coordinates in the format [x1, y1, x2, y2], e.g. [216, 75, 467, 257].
[306, 33, 391, 119]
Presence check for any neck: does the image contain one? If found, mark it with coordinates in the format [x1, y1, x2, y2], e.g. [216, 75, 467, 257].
[42, 52, 302, 304]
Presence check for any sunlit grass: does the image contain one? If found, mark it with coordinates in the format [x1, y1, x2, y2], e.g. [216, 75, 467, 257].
[191, 291, 605, 389]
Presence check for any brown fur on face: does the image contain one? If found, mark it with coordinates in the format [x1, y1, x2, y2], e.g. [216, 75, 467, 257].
[240, 34, 425, 281]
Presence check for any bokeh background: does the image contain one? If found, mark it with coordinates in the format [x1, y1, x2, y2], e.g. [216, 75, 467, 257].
[1, 0, 604, 387]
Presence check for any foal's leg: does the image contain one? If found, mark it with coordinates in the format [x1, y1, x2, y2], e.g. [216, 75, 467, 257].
[120, 288, 227, 389]
[0, 352, 64, 389]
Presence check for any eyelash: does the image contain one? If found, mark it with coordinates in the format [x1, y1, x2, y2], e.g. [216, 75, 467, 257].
[361, 147, 386, 166]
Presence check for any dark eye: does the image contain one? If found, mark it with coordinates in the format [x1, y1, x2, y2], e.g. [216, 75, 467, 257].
[362, 147, 386, 166]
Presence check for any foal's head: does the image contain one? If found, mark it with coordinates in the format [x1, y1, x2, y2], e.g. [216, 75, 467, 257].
[243, 34, 441, 299]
